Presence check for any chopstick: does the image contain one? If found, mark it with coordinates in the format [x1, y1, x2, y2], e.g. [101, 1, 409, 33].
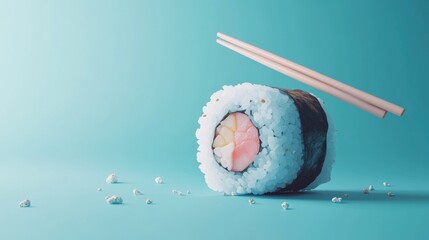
[217, 39, 386, 118]
[217, 32, 405, 118]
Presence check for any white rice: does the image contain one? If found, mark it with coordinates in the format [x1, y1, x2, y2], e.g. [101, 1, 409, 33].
[196, 83, 335, 195]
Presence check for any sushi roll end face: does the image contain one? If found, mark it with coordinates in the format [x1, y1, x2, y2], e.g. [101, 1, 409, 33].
[196, 83, 335, 195]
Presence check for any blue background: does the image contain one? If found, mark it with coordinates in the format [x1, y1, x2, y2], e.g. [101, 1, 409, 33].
[1, 0, 428, 239]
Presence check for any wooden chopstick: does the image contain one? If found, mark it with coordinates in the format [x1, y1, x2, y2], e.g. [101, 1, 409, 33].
[217, 32, 405, 117]
[217, 38, 387, 118]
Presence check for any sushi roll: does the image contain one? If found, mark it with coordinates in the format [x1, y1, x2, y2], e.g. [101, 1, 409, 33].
[196, 83, 335, 195]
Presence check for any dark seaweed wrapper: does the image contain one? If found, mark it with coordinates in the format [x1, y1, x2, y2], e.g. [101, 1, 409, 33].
[277, 89, 329, 192]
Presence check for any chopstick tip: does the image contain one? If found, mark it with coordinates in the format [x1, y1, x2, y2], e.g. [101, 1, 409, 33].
[216, 38, 225, 45]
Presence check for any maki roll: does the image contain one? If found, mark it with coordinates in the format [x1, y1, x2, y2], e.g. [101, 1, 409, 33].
[196, 83, 335, 195]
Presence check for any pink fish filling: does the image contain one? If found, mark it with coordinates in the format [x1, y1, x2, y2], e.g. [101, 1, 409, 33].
[212, 112, 260, 172]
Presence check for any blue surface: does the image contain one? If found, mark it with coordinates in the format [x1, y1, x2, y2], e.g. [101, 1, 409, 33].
[1, 0, 428, 239]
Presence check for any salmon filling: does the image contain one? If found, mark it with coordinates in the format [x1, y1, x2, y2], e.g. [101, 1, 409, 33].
[212, 112, 260, 172]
